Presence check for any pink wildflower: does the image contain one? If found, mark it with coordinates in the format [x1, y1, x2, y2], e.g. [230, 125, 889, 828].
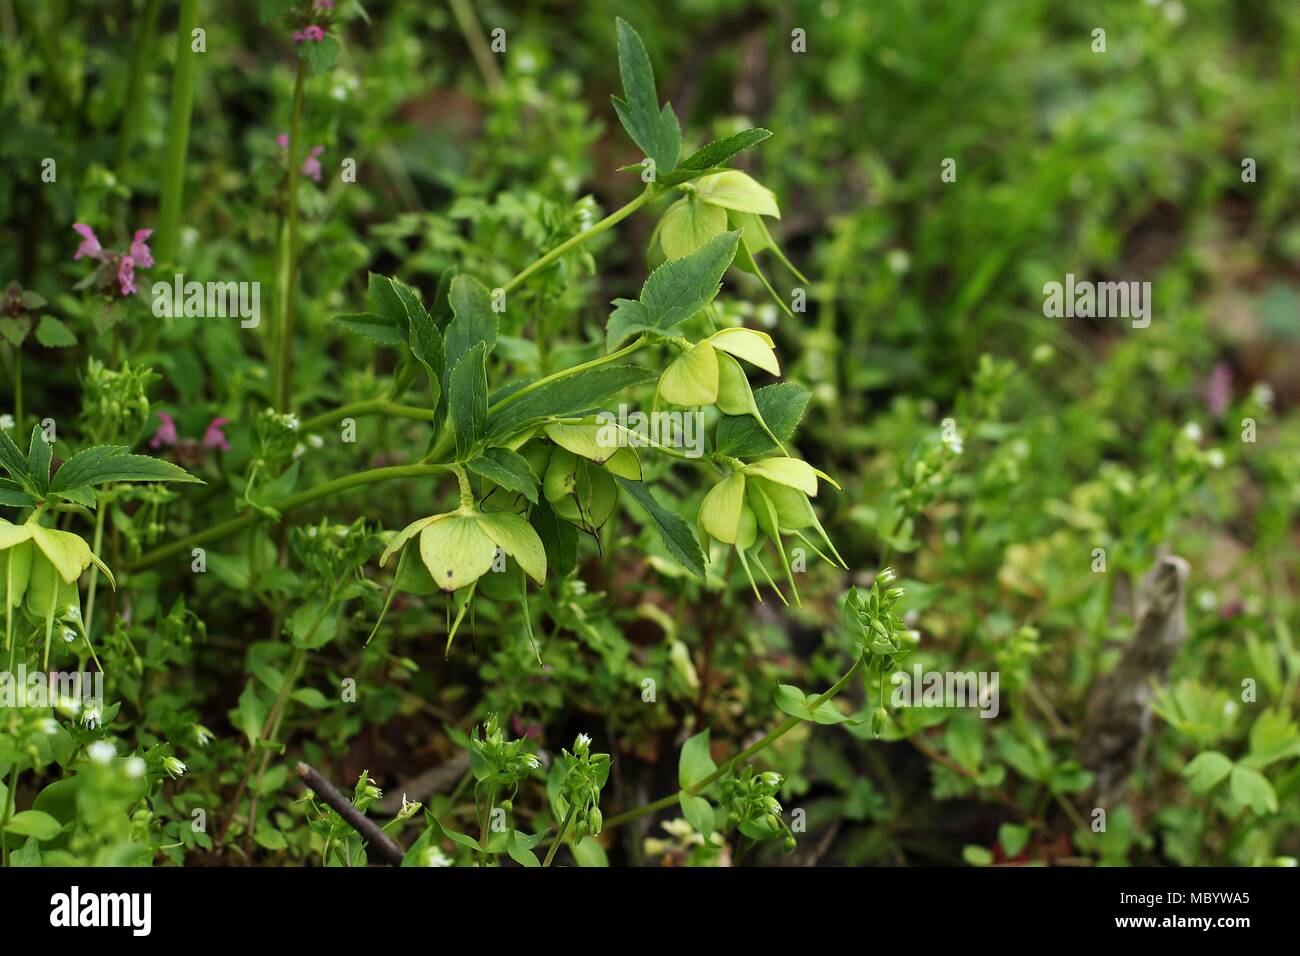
[117, 256, 137, 296]
[303, 25, 325, 41]
[302, 146, 324, 182]
[202, 417, 232, 451]
[150, 412, 179, 449]
[130, 229, 154, 269]
[1206, 362, 1232, 418]
[292, 30, 304, 44]
[72, 224, 102, 261]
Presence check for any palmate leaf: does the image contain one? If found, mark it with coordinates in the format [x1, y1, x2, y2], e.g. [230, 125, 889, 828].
[467, 448, 539, 504]
[606, 231, 740, 350]
[50, 445, 202, 492]
[610, 18, 680, 174]
[715, 382, 811, 457]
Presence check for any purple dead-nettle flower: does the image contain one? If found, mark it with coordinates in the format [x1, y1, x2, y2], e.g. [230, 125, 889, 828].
[150, 412, 179, 448]
[117, 255, 137, 296]
[292, 29, 305, 44]
[72, 223, 103, 260]
[130, 228, 154, 268]
[302, 145, 324, 182]
[1206, 361, 1232, 417]
[203, 417, 232, 451]
[303, 24, 325, 41]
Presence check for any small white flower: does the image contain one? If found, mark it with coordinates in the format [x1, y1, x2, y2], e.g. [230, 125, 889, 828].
[194, 724, 214, 748]
[1182, 422, 1203, 443]
[1251, 383, 1274, 409]
[1197, 590, 1218, 612]
[163, 756, 187, 778]
[523, 754, 541, 770]
[0, 413, 14, 431]
[574, 733, 592, 753]
[423, 847, 453, 867]
[307, 433, 324, 449]
[62, 628, 76, 643]
[397, 793, 422, 821]
[37, 718, 59, 735]
[293, 442, 306, 460]
[285, 414, 300, 430]
[124, 756, 147, 779]
[1206, 449, 1225, 469]
[82, 706, 101, 730]
[87, 741, 116, 765]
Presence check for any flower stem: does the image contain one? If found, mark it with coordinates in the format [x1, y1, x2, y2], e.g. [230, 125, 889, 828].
[488, 336, 647, 414]
[154, 0, 200, 263]
[543, 805, 577, 867]
[502, 187, 655, 294]
[129, 463, 453, 571]
[81, 492, 108, 642]
[602, 653, 865, 831]
[300, 398, 436, 434]
[275, 57, 308, 413]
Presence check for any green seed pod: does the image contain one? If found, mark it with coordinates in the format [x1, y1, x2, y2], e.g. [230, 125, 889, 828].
[871, 706, 889, 738]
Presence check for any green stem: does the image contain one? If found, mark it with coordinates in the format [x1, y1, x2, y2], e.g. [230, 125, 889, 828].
[129, 463, 453, 571]
[489, 336, 647, 416]
[154, 0, 199, 263]
[603, 654, 865, 830]
[275, 57, 307, 413]
[82, 491, 108, 640]
[300, 399, 436, 434]
[543, 805, 577, 867]
[447, 0, 502, 93]
[12, 348, 20, 435]
[1, 764, 17, 867]
[114, 0, 162, 176]
[502, 187, 655, 294]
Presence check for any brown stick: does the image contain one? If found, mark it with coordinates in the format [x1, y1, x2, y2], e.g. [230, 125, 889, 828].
[295, 762, 405, 867]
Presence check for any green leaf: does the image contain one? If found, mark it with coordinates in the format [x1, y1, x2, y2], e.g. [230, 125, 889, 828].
[678, 729, 717, 789]
[259, 0, 295, 23]
[290, 688, 330, 709]
[449, 343, 488, 461]
[506, 829, 542, 867]
[235, 681, 267, 747]
[443, 276, 498, 382]
[570, 835, 609, 867]
[34, 315, 76, 348]
[406, 296, 445, 415]
[529, 497, 577, 578]
[485, 366, 656, 440]
[679, 793, 715, 836]
[335, 312, 407, 347]
[0, 315, 30, 347]
[606, 231, 740, 350]
[299, 34, 340, 76]
[998, 823, 1030, 857]
[773, 684, 850, 725]
[1183, 751, 1233, 793]
[253, 824, 288, 851]
[1229, 765, 1278, 815]
[467, 448, 539, 504]
[679, 128, 772, 171]
[25, 427, 51, 493]
[1243, 709, 1300, 770]
[610, 18, 680, 174]
[615, 477, 705, 578]
[715, 382, 811, 456]
[367, 273, 411, 333]
[50, 445, 202, 491]
[4, 809, 62, 840]
[0, 430, 32, 485]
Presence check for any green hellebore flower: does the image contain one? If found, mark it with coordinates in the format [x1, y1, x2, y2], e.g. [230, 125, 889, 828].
[657, 327, 780, 410]
[544, 420, 641, 480]
[1, 517, 114, 666]
[379, 507, 546, 593]
[543, 447, 619, 531]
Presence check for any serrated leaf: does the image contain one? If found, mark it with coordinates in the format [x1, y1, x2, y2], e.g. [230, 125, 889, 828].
[679, 128, 772, 171]
[715, 382, 811, 456]
[50, 445, 202, 491]
[0, 430, 31, 485]
[0, 315, 31, 347]
[616, 477, 705, 578]
[467, 448, 539, 504]
[299, 34, 339, 75]
[443, 276, 498, 381]
[448, 343, 488, 461]
[26, 427, 51, 493]
[610, 18, 680, 174]
[34, 315, 76, 348]
[485, 366, 656, 440]
[335, 312, 407, 347]
[1229, 764, 1278, 815]
[607, 231, 740, 351]
[367, 273, 410, 333]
